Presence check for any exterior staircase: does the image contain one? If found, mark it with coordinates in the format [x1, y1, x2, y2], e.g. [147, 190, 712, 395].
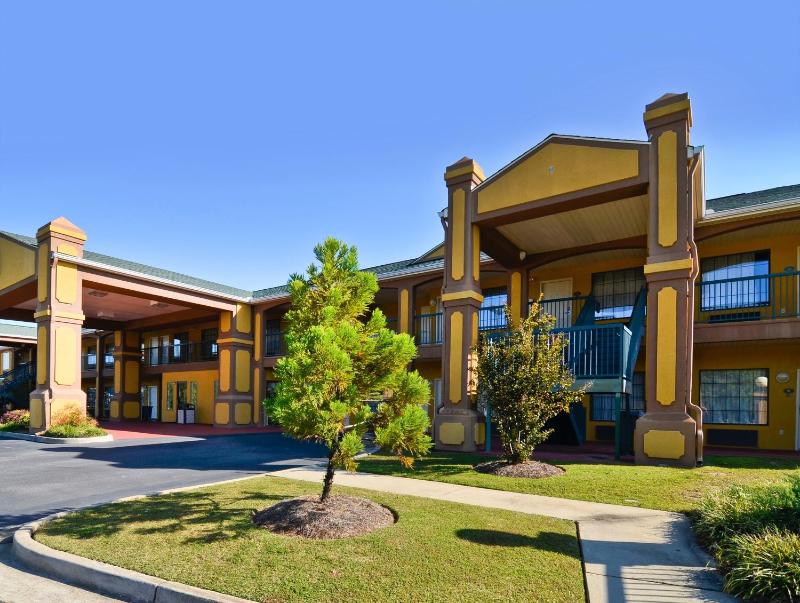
[0, 362, 35, 410]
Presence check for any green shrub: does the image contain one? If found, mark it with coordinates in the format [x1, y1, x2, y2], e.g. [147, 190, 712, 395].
[43, 422, 107, 438]
[696, 477, 800, 601]
[42, 404, 107, 438]
[719, 529, 800, 602]
[0, 409, 30, 432]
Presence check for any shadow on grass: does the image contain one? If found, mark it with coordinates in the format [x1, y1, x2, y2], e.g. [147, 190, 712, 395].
[40, 488, 294, 545]
[455, 528, 579, 557]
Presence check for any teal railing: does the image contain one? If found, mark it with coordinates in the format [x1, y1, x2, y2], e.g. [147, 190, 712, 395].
[0, 362, 36, 404]
[414, 312, 443, 345]
[696, 269, 800, 323]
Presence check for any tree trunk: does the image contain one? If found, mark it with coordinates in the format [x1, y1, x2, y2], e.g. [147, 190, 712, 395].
[320, 433, 341, 503]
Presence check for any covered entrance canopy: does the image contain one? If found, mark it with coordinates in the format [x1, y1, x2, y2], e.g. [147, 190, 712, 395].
[435, 93, 704, 468]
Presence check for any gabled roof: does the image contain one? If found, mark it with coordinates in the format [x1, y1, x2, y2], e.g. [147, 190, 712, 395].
[706, 184, 800, 214]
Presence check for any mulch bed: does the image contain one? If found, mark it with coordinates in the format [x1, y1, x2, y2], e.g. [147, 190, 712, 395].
[252, 494, 395, 539]
[474, 459, 565, 479]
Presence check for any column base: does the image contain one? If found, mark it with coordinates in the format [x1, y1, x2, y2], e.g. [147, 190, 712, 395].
[434, 408, 479, 452]
[634, 411, 697, 467]
[213, 397, 255, 427]
[29, 388, 87, 433]
[109, 397, 141, 421]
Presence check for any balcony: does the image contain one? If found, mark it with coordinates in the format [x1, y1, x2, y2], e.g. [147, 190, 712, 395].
[694, 270, 800, 343]
[696, 270, 800, 323]
[414, 312, 443, 345]
[142, 342, 218, 367]
[265, 331, 287, 357]
[81, 354, 114, 372]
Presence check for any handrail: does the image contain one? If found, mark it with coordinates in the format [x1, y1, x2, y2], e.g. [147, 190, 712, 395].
[697, 269, 800, 286]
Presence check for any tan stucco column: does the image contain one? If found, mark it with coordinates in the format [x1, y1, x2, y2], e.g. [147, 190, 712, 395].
[634, 93, 701, 467]
[215, 303, 255, 427]
[93, 333, 103, 418]
[29, 218, 87, 433]
[109, 330, 141, 421]
[435, 157, 485, 452]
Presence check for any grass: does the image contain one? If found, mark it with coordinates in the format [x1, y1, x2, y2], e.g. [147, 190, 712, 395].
[357, 452, 800, 513]
[37, 476, 584, 603]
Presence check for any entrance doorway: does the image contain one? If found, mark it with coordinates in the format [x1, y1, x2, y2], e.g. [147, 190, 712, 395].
[540, 278, 574, 327]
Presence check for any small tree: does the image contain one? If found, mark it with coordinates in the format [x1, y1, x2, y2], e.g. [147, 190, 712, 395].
[476, 300, 586, 464]
[267, 238, 432, 502]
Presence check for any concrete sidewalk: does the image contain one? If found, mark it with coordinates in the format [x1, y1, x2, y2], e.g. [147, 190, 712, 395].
[269, 467, 736, 603]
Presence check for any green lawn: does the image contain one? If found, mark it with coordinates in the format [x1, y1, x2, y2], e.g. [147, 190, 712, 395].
[357, 453, 800, 513]
[37, 476, 584, 603]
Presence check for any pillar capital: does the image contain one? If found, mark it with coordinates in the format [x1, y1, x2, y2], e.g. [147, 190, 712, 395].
[643, 92, 692, 131]
[444, 156, 485, 187]
[36, 217, 87, 258]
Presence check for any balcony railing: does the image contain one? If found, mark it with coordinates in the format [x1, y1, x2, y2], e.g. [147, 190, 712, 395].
[538, 295, 590, 327]
[478, 305, 508, 332]
[414, 312, 443, 345]
[142, 342, 218, 367]
[265, 331, 287, 357]
[484, 323, 632, 382]
[696, 270, 800, 324]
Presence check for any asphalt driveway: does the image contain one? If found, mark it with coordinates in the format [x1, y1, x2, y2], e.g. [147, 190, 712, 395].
[0, 433, 326, 533]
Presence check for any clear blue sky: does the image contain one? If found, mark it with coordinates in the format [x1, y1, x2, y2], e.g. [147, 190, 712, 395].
[1, 1, 798, 291]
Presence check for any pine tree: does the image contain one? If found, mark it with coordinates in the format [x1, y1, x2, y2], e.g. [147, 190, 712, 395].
[267, 238, 432, 502]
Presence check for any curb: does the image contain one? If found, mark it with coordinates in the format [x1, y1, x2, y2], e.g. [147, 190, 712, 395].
[0, 431, 113, 444]
[14, 515, 253, 603]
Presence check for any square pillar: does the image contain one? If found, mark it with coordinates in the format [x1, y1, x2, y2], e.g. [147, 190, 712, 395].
[435, 157, 485, 452]
[634, 93, 701, 467]
[29, 218, 87, 433]
[110, 330, 141, 421]
[214, 303, 255, 427]
[253, 309, 264, 425]
[506, 269, 528, 326]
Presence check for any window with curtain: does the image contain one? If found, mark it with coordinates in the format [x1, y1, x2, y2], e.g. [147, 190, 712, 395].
[700, 251, 770, 311]
[592, 268, 645, 320]
[700, 369, 768, 425]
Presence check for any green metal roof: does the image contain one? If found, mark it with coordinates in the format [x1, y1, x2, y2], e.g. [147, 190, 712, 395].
[0, 321, 37, 341]
[706, 184, 800, 214]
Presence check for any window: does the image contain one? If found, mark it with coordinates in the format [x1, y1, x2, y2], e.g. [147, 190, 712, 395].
[479, 286, 508, 331]
[592, 268, 645, 320]
[166, 382, 174, 411]
[104, 342, 115, 368]
[700, 369, 768, 425]
[700, 251, 770, 311]
[591, 372, 645, 421]
[1, 351, 10, 372]
[201, 328, 218, 360]
[265, 320, 283, 356]
[86, 346, 97, 369]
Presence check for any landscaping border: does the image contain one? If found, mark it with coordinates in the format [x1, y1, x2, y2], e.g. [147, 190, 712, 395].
[14, 513, 253, 603]
[0, 431, 113, 444]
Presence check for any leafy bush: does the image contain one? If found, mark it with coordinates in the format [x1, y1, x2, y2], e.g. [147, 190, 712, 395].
[0, 409, 30, 432]
[43, 405, 107, 438]
[696, 477, 800, 601]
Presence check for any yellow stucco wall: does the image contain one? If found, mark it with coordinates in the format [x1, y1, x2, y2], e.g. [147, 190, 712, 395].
[161, 369, 219, 425]
[0, 237, 35, 292]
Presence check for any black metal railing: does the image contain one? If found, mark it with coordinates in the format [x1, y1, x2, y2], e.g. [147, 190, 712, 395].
[478, 305, 508, 332]
[414, 312, 443, 345]
[142, 342, 219, 367]
[265, 331, 287, 356]
[696, 270, 800, 323]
